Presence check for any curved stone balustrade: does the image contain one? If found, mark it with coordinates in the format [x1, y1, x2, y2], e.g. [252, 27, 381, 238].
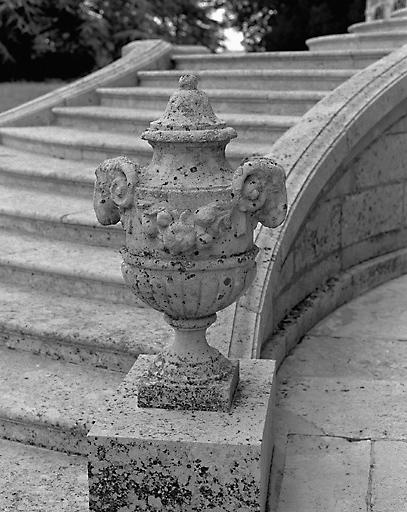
[227, 43, 407, 365]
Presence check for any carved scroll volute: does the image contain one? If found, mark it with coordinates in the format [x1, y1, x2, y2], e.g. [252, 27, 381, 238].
[94, 156, 139, 226]
[232, 156, 287, 231]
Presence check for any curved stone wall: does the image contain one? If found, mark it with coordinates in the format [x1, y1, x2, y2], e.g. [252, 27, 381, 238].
[227, 44, 407, 363]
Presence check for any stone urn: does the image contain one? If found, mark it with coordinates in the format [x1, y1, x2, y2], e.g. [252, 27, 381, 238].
[94, 74, 287, 412]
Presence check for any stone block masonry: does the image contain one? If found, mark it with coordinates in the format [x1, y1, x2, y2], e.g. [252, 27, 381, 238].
[269, 112, 407, 346]
[88, 358, 276, 512]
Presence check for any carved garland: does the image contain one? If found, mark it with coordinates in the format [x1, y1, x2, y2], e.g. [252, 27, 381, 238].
[94, 156, 287, 257]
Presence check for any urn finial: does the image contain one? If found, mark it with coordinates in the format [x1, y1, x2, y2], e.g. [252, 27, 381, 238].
[178, 73, 199, 89]
[93, 72, 287, 412]
[146, 73, 230, 133]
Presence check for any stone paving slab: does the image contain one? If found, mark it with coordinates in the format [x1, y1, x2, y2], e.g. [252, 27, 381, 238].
[0, 438, 88, 512]
[371, 441, 407, 511]
[278, 375, 407, 440]
[274, 275, 407, 510]
[278, 434, 371, 512]
[281, 334, 407, 381]
[310, 274, 407, 340]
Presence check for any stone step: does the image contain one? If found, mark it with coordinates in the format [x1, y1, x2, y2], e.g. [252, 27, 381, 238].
[0, 281, 168, 372]
[0, 438, 88, 512]
[0, 145, 94, 197]
[0, 345, 123, 455]
[173, 49, 389, 71]
[137, 69, 356, 91]
[0, 184, 123, 248]
[348, 18, 407, 33]
[0, 126, 272, 168]
[53, 105, 299, 143]
[0, 229, 139, 305]
[96, 87, 325, 116]
[391, 7, 407, 18]
[306, 31, 407, 51]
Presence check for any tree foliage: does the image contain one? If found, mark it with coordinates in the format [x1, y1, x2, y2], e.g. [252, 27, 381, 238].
[92, 0, 222, 58]
[0, 0, 222, 81]
[222, 0, 366, 51]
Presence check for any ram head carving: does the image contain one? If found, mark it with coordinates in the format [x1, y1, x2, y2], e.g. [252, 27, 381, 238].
[232, 156, 287, 229]
[93, 156, 139, 225]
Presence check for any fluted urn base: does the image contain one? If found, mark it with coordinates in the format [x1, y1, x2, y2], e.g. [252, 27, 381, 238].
[137, 314, 239, 412]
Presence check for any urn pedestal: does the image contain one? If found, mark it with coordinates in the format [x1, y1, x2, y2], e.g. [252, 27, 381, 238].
[88, 357, 276, 512]
[89, 73, 287, 511]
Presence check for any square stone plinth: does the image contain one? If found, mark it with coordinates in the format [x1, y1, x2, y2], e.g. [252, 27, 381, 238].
[137, 359, 240, 412]
[88, 356, 276, 512]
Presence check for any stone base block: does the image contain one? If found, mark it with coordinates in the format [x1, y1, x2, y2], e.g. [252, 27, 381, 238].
[88, 356, 276, 512]
[137, 359, 240, 412]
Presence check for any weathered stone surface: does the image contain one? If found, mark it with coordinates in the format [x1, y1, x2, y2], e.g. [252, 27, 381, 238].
[0, 345, 123, 454]
[282, 334, 407, 381]
[234, 42, 407, 358]
[370, 441, 407, 511]
[310, 274, 407, 340]
[293, 198, 341, 272]
[341, 184, 403, 247]
[174, 50, 387, 71]
[88, 358, 275, 512]
[0, 280, 169, 372]
[93, 74, 287, 411]
[278, 435, 371, 512]
[0, 439, 88, 512]
[272, 273, 407, 510]
[307, 31, 407, 51]
[278, 375, 407, 439]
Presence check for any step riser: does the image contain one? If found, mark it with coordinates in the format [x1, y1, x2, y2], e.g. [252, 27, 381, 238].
[0, 215, 124, 249]
[98, 95, 319, 116]
[0, 264, 141, 306]
[308, 36, 407, 51]
[0, 134, 252, 169]
[0, 330, 136, 373]
[55, 114, 290, 144]
[0, 170, 93, 199]
[138, 75, 350, 91]
[174, 54, 383, 71]
[0, 417, 88, 456]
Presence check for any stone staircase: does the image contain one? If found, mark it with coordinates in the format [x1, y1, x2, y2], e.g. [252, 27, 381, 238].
[0, 11, 406, 511]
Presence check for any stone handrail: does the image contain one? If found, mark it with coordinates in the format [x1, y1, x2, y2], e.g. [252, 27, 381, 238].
[0, 39, 172, 128]
[225, 43, 407, 361]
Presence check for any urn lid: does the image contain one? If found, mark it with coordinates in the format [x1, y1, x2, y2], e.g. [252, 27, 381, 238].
[142, 74, 237, 143]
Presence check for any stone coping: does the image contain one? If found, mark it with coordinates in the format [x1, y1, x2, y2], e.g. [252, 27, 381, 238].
[226, 43, 407, 360]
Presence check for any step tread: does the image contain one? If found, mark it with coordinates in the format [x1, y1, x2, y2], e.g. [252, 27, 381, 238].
[0, 228, 124, 284]
[0, 126, 150, 152]
[0, 438, 88, 512]
[0, 281, 167, 362]
[53, 105, 300, 128]
[0, 125, 274, 157]
[308, 30, 407, 41]
[0, 344, 122, 440]
[0, 183, 97, 226]
[138, 69, 357, 78]
[173, 49, 389, 60]
[0, 145, 94, 186]
[96, 86, 327, 100]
